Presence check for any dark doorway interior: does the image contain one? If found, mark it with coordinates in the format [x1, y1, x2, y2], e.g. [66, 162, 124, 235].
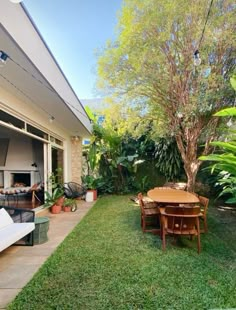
[52, 147, 64, 183]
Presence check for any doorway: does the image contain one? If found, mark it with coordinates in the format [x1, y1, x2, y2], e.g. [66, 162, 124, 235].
[51, 147, 64, 183]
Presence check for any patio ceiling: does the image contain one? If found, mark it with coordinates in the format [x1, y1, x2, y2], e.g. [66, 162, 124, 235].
[0, 24, 91, 138]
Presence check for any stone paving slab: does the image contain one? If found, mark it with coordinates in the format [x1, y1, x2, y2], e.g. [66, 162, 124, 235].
[0, 289, 21, 309]
[0, 200, 95, 309]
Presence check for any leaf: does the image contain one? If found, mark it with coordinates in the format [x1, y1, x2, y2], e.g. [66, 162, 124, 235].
[127, 154, 138, 161]
[230, 74, 236, 91]
[210, 141, 236, 153]
[84, 105, 96, 121]
[226, 197, 236, 204]
[214, 107, 236, 117]
[133, 159, 145, 165]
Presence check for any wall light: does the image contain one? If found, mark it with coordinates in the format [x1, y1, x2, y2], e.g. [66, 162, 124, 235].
[0, 51, 8, 67]
[49, 116, 55, 123]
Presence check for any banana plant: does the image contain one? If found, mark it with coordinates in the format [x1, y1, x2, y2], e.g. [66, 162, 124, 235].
[199, 75, 236, 203]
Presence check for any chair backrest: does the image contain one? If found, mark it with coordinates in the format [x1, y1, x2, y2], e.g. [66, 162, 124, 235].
[63, 184, 73, 198]
[164, 205, 201, 233]
[154, 187, 174, 190]
[137, 193, 157, 209]
[64, 182, 86, 199]
[163, 182, 187, 190]
[137, 193, 145, 207]
[198, 196, 209, 216]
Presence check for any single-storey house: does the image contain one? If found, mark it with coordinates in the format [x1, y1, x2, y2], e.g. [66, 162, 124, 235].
[0, 1, 92, 201]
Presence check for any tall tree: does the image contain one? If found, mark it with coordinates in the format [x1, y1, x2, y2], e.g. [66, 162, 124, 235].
[97, 0, 236, 191]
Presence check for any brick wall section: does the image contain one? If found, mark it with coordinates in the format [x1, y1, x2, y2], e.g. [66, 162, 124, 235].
[71, 137, 82, 183]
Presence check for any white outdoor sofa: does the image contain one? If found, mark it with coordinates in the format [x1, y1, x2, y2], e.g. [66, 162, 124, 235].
[0, 206, 35, 252]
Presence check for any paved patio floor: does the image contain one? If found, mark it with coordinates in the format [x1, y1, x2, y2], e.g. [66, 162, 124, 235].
[0, 200, 95, 309]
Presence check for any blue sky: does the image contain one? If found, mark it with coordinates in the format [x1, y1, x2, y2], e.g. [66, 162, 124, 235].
[23, 0, 122, 100]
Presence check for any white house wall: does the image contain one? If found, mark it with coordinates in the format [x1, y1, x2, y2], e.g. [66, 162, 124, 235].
[0, 87, 75, 184]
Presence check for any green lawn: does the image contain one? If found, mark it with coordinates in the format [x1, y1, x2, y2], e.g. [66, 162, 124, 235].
[8, 195, 236, 310]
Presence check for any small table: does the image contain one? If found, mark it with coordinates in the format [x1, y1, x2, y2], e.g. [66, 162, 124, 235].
[147, 188, 199, 205]
[33, 217, 50, 244]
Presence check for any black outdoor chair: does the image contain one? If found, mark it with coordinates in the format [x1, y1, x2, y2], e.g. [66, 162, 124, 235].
[64, 182, 86, 200]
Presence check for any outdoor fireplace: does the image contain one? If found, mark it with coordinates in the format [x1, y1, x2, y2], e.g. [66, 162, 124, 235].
[10, 173, 31, 187]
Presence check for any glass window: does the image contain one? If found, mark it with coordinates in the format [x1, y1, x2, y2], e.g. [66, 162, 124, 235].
[0, 110, 24, 129]
[27, 124, 48, 140]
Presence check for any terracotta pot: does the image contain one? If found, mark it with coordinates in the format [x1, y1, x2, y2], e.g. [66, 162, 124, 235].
[63, 206, 71, 212]
[50, 204, 62, 214]
[89, 189, 97, 200]
[92, 189, 97, 200]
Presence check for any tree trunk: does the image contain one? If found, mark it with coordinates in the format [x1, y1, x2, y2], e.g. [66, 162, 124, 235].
[175, 131, 202, 192]
[184, 161, 201, 192]
[175, 117, 220, 192]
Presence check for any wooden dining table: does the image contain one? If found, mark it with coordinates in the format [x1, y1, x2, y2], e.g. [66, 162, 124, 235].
[147, 188, 199, 205]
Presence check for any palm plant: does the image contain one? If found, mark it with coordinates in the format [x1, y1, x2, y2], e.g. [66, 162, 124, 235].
[154, 137, 184, 181]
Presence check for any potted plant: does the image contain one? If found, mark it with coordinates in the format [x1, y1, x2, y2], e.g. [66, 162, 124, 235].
[63, 197, 77, 212]
[82, 175, 98, 201]
[44, 168, 65, 213]
[44, 187, 64, 214]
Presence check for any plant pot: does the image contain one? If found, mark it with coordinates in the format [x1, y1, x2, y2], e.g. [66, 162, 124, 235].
[86, 189, 97, 202]
[63, 206, 71, 212]
[86, 189, 98, 202]
[50, 204, 62, 214]
[92, 189, 97, 200]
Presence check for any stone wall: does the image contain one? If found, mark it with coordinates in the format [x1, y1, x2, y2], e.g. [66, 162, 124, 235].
[70, 137, 82, 183]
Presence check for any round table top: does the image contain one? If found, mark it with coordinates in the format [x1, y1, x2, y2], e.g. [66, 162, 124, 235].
[147, 188, 199, 204]
[35, 217, 50, 224]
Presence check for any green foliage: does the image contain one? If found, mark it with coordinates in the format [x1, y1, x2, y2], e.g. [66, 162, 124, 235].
[88, 142, 98, 172]
[63, 197, 76, 207]
[8, 196, 236, 309]
[81, 175, 100, 190]
[199, 107, 236, 203]
[44, 187, 64, 207]
[133, 175, 151, 192]
[98, 0, 235, 123]
[84, 105, 96, 121]
[154, 137, 184, 181]
[97, 0, 235, 191]
[44, 167, 64, 207]
[48, 167, 64, 191]
[230, 74, 236, 91]
[214, 107, 236, 117]
[84, 123, 153, 194]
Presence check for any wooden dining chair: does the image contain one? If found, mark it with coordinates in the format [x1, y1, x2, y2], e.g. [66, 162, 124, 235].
[198, 195, 209, 233]
[163, 182, 187, 190]
[154, 186, 174, 190]
[137, 193, 160, 234]
[160, 205, 201, 254]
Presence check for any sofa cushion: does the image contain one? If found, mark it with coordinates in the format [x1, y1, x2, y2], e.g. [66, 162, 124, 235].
[0, 222, 35, 252]
[0, 208, 13, 229]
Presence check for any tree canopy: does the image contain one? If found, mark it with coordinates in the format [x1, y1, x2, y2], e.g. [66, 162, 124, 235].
[97, 0, 236, 191]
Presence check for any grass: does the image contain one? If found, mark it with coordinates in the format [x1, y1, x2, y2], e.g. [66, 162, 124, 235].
[8, 195, 236, 310]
